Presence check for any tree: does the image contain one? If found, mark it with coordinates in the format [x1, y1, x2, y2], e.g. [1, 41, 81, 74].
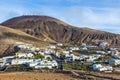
[46, 57, 51, 61]
[34, 53, 44, 59]
[60, 54, 66, 60]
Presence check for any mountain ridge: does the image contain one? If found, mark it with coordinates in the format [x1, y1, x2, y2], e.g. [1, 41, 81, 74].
[1, 15, 120, 47]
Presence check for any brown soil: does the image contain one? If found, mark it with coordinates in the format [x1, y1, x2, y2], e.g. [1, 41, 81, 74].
[0, 72, 78, 80]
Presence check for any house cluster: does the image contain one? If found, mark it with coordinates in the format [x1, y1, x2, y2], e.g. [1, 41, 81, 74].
[0, 43, 60, 70]
[92, 48, 120, 72]
[16, 44, 40, 51]
[53, 43, 120, 72]
[11, 59, 58, 69]
[0, 41, 120, 73]
[79, 55, 101, 62]
[0, 51, 58, 69]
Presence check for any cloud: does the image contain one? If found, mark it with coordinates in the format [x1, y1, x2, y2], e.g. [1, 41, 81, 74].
[36, 6, 120, 33]
[0, 0, 120, 34]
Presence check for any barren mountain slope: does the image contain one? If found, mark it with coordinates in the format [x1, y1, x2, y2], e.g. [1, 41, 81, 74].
[2, 15, 120, 47]
[0, 25, 49, 55]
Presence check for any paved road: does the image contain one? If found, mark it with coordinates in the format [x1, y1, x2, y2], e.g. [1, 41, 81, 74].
[0, 65, 9, 71]
[51, 54, 64, 70]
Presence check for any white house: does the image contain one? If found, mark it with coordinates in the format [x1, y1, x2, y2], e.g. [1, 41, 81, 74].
[54, 52, 61, 58]
[51, 60, 58, 67]
[57, 43, 63, 46]
[11, 59, 34, 65]
[99, 42, 108, 47]
[62, 51, 70, 57]
[27, 53, 34, 58]
[66, 54, 79, 62]
[92, 64, 113, 71]
[86, 56, 96, 62]
[2, 56, 14, 60]
[85, 45, 97, 48]
[40, 49, 55, 54]
[109, 59, 120, 65]
[0, 59, 6, 67]
[47, 45, 56, 49]
[16, 45, 27, 49]
[95, 51, 106, 54]
[79, 55, 101, 62]
[29, 59, 41, 67]
[92, 64, 102, 71]
[79, 55, 89, 60]
[35, 64, 53, 69]
[16, 45, 40, 51]
[39, 51, 45, 56]
[34, 60, 58, 69]
[80, 47, 88, 50]
[16, 53, 27, 58]
[62, 51, 69, 54]
[69, 47, 79, 51]
[30, 47, 40, 51]
[16, 53, 34, 58]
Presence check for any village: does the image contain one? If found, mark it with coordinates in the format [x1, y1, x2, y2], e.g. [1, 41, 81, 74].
[0, 41, 120, 73]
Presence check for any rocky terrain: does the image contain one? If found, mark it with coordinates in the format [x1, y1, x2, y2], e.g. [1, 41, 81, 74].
[1, 15, 120, 47]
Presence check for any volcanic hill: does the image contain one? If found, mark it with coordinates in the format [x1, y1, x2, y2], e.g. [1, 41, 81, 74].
[1, 15, 120, 47]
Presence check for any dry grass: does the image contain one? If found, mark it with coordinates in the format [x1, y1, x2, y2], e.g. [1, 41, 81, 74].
[74, 70, 120, 80]
[0, 25, 51, 55]
[0, 25, 52, 47]
[0, 25, 41, 40]
[0, 72, 78, 80]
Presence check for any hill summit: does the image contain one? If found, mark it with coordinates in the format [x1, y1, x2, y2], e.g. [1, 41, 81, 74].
[1, 15, 120, 47]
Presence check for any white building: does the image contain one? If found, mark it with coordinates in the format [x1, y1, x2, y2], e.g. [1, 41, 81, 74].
[86, 55, 101, 62]
[2, 56, 14, 60]
[85, 45, 97, 48]
[11, 59, 34, 65]
[47, 45, 56, 49]
[16, 53, 34, 58]
[109, 59, 120, 65]
[92, 64, 113, 71]
[39, 51, 45, 56]
[51, 60, 58, 67]
[57, 43, 63, 46]
[16, 45, 40, 51]
[31, 47, 40, 51]
[29, 59, 41, 67]
[99, 42, 108, 47]
[69, 47, 79, 51]
[62, 51, 69, 54]
[80, 47, 88, 50]
[95, 51, 106, 54]
[79, 55, 89, 60]
[0, 59, 6, 67]
[34, 60, 58, 69]
[66, 54, 79, 62]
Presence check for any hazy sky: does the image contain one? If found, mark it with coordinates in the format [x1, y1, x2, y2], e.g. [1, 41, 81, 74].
[0, 0, 120, 34]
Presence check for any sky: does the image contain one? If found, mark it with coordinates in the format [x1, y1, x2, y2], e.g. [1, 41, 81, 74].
[0, 0, 120, 34]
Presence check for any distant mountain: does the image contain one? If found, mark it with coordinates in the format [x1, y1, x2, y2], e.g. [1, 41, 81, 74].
[1, 15, 120, 47]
